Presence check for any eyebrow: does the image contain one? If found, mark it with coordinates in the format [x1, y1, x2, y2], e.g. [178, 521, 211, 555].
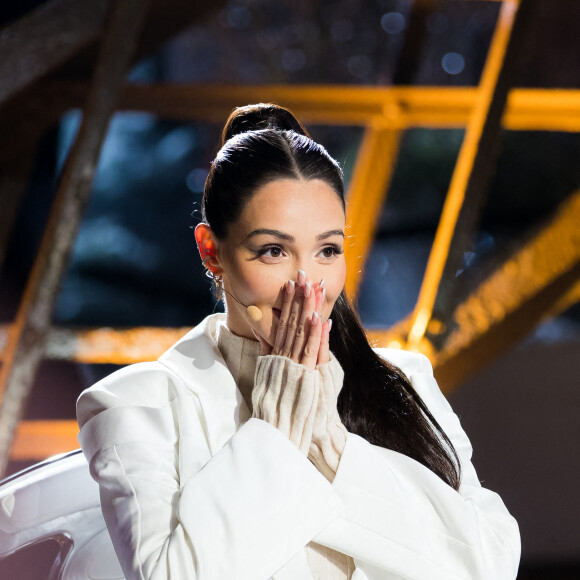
[245, 228, 345, 242]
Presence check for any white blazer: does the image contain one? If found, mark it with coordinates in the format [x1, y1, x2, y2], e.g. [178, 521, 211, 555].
[77, 313, 520, 580]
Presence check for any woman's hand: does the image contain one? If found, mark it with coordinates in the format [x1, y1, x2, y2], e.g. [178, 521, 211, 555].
[253, 270, 331, 371]
[251, 270, 346, 478]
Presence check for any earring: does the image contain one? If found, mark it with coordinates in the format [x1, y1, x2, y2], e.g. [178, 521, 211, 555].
[213, 274, 223, 301]
[202, 256, 214, 279]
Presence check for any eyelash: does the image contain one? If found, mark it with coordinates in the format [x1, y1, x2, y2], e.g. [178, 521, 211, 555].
[319, 243, 344, 258]
[256, 243, 343, 261]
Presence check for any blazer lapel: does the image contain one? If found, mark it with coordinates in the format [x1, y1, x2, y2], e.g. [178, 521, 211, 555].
[158, 314, 251, 454]
[158, 314, 353, 579]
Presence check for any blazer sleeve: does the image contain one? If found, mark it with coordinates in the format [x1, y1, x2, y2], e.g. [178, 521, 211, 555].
[76, 362, 341, 580]
[314, 350, 521, 580]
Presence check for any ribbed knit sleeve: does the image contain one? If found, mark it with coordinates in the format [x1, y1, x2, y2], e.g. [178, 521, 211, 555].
[252, 353, 348, 481]
[252, 354, 320, 454]
[311, 356, 348, 480]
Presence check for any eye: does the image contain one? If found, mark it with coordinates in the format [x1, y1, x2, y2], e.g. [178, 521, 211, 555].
[265, 247, 282, 257]
[318, 244, 343, 260]
[256, 245, 286, 261]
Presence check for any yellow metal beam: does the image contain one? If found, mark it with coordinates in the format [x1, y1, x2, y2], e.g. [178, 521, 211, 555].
[344, 120, 403, 300]
[7, 193, 580, 461]
[0, 0, 154, 478]
[505, 89, 580, 132]
[10, 420, 79, 461]
[47, 326, 191, 364]
[40, 82, 580, 132]
[434, 189, 580, 391]
[0, 325, 190, 365]
[407, 0, 525, 348]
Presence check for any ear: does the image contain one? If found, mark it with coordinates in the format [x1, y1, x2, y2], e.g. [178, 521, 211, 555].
[195, 223, 223, 276]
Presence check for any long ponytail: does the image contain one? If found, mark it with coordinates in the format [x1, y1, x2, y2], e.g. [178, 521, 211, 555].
[203, 103, 461, 490]
[330, 292, 461, 490]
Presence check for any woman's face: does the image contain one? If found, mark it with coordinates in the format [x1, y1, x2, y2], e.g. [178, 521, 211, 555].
[218, 178, 346, 344]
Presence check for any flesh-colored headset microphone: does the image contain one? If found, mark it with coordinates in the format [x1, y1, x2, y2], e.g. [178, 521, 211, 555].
[224, 289, 263, 322]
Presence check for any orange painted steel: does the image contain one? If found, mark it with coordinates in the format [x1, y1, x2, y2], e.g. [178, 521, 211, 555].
[440, 191, 580, 362]
[49, 326, 192, 364]
[0, 0, 153, 476]
[344, 122, 403, 299]
[113, 84, 580, 131]
[505, 89, 580, 132]
[407, 0, 521, 348]
[365, 192, 580, 389]
[10, 420, 79, 460]
[434, 189, 580, 391]
[5, 0, 580, 464]
[41, 81, 580, 131]
[0, 325, 190, 365]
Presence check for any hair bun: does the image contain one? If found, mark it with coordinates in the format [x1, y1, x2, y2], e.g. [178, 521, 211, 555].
[221, 103, 310, 146]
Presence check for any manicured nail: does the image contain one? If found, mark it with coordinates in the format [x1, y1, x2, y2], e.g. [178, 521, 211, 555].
[327, 318, 332, 332]
[320, 278, 325, 289]
[304, 281, 311, 298]
[287, 280, 295, 293]
[312, 311, 319, 325]
[322, 287, 326, 302]
[297, 269, 306, 285]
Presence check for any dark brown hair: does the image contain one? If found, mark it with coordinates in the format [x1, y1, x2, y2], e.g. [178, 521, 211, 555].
[202, 103, 461, 490]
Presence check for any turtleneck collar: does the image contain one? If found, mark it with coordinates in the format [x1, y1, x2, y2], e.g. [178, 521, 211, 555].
[216, 320, 262, 411]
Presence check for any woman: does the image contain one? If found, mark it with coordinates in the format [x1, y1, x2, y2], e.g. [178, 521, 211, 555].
[77, 104, 520, 580]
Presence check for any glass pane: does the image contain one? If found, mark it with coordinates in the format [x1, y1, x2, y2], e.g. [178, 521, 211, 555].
[0, 539, 62, 579]
[457, 130, 580, 296]
[54, 114, 363, 327]
[484, 131, 580, 229]
[413, 0, 499, 86]
[358, 128, 580, 330]
[357, 128, 463, 327]
[159, 0, 507, 87]
[54, 112, 222, 327]
[516, 0, 580, 88]
[162, 0, 409, 85]
[24, 360, 86, 420]
[308, 125, 364, 189]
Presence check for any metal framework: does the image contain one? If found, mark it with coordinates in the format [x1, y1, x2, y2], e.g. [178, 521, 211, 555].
[0, 0, 153, 474]
[1, 0, 579, 468]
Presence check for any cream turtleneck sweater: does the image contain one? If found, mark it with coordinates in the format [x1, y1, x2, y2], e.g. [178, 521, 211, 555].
[216, 321, 354, 580]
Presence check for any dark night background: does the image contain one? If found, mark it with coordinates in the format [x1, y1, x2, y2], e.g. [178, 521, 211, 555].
[0, 1, 579, 577]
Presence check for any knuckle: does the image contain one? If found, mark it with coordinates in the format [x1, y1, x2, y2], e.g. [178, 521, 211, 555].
[303, 345, 317, 358]
[287, 314, 297, 328]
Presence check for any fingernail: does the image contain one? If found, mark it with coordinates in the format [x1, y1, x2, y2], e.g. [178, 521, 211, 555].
[305, 281, 311, 297]
[322, 287, 326, 302]
[328, 318, 333, 332]
[287, 279, 295, 292]
[320, 278, 325, 289]
[297, 269, 306, 285]
[312, 311, 319, 325]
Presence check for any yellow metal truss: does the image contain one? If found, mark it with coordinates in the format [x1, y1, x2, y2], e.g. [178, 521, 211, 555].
[2, 0, 580, 465]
